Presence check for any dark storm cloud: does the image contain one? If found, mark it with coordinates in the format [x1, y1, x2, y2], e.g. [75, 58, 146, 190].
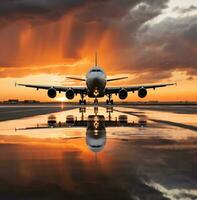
[0, 0, 90, 22]
[134, 14, 197, 79]
[0, 0, 142, 27]
[0, 0, 196, 81]
[113, 0, 168, 49]
[0, 0, 168, 26]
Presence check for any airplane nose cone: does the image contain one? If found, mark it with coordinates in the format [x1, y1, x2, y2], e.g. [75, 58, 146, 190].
[89, 76, 104, 88]
[87, 74, 106, 95]
[86, 130, 106, 153]
[93, 77, 101, 86]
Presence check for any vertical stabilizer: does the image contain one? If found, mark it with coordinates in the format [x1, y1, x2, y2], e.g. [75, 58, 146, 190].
[95, 52, 98, 66]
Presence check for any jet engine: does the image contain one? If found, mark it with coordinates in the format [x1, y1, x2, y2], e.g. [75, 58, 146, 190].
[47, 87, 57, 98]
[138, 87, 147, 98]
[65, 89, 75, 99]
[118, 89, 128, 100]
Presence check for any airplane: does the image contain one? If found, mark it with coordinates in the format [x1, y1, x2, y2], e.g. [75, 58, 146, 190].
[16, 53, 176, 104]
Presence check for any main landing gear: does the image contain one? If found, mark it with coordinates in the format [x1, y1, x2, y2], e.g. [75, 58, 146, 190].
[79, 99, 86, 105]
[79, 94, 86, 105]
[106, 99, 113, 104]
[106, 94, 113, 105]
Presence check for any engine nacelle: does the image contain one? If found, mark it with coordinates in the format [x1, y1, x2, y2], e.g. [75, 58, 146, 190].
[138, 87, 147, 98]
[65, 89, 75, 100]
[47, 87, 57, 98]
[118, 89, 128, 100]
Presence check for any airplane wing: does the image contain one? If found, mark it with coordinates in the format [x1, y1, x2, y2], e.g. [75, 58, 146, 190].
[105, 83, 176, 94]
[16, 83, 87, 94]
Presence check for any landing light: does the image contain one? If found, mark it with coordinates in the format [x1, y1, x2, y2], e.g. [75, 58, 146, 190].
[94, 130, 99, 135]
[94, 89, 99, 96]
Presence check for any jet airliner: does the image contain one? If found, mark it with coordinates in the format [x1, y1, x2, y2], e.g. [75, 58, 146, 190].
[16, 53, 175, 104]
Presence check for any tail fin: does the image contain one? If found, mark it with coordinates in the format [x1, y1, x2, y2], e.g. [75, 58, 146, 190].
[95, 52, 98, 66]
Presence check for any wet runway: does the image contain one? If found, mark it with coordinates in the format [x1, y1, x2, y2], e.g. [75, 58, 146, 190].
[0, 104, 74, 121]
[0, 105, 196, 199]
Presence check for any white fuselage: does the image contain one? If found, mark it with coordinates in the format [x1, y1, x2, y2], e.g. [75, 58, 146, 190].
[86, 66, 106, 97]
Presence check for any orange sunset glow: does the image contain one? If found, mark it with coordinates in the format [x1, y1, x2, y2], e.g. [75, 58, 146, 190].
[0, 0, 197, 102]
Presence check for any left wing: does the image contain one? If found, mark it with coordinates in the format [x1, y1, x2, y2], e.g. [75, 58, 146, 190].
[16, 83, 87, 94]
[105, 83, 176, 94]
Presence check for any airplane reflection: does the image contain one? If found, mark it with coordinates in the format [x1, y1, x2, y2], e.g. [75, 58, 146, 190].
[18, 107, 147, 152]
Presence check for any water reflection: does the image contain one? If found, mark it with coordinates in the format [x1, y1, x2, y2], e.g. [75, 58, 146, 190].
[20, 106, 147, 153]
[0, 106, 196, 199]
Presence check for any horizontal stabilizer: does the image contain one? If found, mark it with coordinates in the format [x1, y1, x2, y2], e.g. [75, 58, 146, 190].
[66, 77, 86, 81]
[107, 77, 128, 82]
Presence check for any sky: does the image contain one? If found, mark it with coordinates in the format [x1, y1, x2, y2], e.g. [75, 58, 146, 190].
[0, 0, 197, 102]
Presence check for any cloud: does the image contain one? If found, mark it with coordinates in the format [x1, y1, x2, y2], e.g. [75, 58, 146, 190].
[0, 0, 91, 24]
[173, 5, 197, 14]
[0, 0, 196, 82]
[134, 14, 197, 78]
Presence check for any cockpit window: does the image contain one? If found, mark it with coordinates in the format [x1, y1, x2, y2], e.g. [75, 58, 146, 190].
[91, 69, 101, 72]
[91, 145, 102, 148]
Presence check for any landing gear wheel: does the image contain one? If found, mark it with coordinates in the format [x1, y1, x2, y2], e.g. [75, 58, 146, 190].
[79, 99, 86, 105]
[106, 99, 109, 104]
[110, 100, 113, 105]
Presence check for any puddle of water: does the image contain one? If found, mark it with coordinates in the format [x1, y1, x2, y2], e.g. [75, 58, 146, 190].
[0, 106, 196, 199]
[115, 106, 197, 126]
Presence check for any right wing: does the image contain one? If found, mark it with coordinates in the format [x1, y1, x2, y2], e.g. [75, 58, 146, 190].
[16, 83, 87, 94]
[105, 83, 176, 94]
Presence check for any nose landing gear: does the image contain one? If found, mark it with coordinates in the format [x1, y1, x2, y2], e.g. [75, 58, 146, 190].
[94, 98, 98, 104]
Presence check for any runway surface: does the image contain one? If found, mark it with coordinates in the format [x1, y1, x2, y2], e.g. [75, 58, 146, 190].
[0, 104, 75, 121]
[0, 105, 196, 199]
